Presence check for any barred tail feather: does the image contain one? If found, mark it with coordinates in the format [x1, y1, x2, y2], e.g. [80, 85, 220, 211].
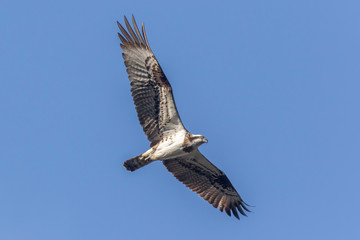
[123, 155, 152, 172]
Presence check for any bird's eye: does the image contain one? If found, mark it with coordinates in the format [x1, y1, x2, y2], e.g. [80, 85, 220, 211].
[201, 136, 204, 139]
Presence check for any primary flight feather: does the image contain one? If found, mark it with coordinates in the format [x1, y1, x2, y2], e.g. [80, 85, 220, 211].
[117, 16, 249, 219]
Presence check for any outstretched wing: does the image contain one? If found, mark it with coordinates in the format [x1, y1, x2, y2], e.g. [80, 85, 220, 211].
[163, 150, 250, 219]
[117, 16, 186, 147]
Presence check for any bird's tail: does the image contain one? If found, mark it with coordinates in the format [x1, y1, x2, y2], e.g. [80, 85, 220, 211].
[123, 154, 153, 172]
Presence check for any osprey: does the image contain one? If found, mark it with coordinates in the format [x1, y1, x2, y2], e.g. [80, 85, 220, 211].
[117, 16, 250, 219]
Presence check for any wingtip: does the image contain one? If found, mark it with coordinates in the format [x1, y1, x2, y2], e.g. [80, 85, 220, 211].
[232, 208, 240, 219]
[242, 202, 253, 212]
[224, 207, 231, 217]
[116, 21, 121, 29]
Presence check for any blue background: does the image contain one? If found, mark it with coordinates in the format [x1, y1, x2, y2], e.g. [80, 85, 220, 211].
[1, 0, 360, 239]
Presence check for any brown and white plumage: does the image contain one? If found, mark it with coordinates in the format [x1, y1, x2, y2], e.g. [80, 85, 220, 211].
[163, 150, 250, 219]
[118, 16, 250, 219]
[117, 16, 185, 148]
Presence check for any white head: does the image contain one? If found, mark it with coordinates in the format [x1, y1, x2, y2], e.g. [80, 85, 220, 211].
[189, 134, 208, 147]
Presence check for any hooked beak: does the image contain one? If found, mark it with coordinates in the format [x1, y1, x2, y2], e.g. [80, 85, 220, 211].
[203, 138, 208, 143]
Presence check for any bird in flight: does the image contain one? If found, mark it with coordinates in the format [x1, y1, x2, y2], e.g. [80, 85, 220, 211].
[117, 16, 250, 219]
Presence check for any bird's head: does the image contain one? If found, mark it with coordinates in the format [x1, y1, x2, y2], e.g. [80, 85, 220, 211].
[190, 134, 208, 147]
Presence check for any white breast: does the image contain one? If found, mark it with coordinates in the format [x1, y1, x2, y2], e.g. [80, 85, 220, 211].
[151, 130, 187, 160]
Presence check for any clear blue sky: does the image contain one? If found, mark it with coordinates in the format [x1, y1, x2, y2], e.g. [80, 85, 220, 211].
[1, 0, 360, 239]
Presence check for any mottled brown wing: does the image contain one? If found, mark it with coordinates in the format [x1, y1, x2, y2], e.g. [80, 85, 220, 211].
[163, 150, 250, 219]
[117, 16, 185, 147]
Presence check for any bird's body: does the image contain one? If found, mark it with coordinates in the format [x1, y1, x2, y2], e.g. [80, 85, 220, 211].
[150, 131, 191, 160]
[117, 16, 250, 219]
[124, 131, 206, 171]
